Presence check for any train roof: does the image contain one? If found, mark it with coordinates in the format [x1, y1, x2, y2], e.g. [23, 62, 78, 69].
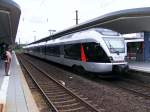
[125, 38, 144, 43]
[45, 28, 121, 45]
[31, 28, 120, 45]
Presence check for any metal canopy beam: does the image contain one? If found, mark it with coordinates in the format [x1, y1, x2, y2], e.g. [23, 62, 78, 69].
[32, 7, 150, 44]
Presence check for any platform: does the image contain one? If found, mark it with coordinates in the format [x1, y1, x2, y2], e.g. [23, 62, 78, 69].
[129, 61, 150, 73]
[0, 52, 39, 112]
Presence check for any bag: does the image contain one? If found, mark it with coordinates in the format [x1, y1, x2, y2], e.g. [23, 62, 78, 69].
[2, 52, 7, 60]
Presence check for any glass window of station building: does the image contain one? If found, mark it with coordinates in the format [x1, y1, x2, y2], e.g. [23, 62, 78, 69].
[124, 33, 144, 61]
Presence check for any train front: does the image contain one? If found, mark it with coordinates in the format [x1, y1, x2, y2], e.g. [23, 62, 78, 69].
[101, 30, 129, 74]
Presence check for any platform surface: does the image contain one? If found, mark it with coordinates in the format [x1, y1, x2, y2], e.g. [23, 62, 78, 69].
[0, 52, 39, 112]
[129, 61, 150, 73]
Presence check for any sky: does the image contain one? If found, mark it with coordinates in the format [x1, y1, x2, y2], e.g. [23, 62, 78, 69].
[13, 0, 150, 44]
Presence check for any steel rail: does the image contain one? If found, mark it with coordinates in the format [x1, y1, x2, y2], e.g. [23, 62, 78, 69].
[99, 78, 150, 100]
[19, 56, 59, 112]
[19, 55, 102, 112]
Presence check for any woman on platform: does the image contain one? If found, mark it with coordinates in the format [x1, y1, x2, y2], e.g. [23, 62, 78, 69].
[4, 48, 12, 76]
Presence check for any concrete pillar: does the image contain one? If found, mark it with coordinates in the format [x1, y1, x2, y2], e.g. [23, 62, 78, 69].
[144, 32, 150, 61]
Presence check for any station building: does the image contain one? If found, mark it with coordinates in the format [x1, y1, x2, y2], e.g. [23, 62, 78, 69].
[124, 33, 144, 61]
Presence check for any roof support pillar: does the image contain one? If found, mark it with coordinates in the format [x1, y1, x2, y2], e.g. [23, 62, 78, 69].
[144, 32, 150, 61]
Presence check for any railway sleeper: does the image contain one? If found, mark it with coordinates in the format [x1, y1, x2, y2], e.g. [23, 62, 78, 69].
[56, 102, 80, 108]
[43, 89, 65, 93]
[56, 103, 86, 111]
[41, 87, 62, 92]
[58, 106, 85, 112]
[40, 84, 59, 88]
[53, 98, 76, 104]
[47, 93, 68, 97]
[50, 96, 74, 102]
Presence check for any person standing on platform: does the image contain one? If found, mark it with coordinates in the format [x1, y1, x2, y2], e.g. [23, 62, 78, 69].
[4, 48, 12, 76]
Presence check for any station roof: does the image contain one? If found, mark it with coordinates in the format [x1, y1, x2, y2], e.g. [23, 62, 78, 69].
[0, 0, 21, 45]
[31, 7, 150, 44]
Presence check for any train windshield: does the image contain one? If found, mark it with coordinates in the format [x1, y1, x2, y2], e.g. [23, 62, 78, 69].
[103, 37, 125, 53]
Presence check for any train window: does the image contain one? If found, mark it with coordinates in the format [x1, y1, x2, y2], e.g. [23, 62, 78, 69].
[46, 46, 52, 55]
[37, 46, 40, 53]
[54, 46, 60, 56]
[32, 46, 40, 53]
[40, 45, 46, 54]
[103, 37, 125, 53]
[60, 45, 64, 55]
[83, 42, 110, 62]
[64, 44, 81, 60]
[46, 45, 60, 56]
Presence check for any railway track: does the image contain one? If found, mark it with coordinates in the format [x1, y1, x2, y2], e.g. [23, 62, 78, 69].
[18, 55, 103, 112]
[120, 79, 150, 99]
[100, 78, 150, 100]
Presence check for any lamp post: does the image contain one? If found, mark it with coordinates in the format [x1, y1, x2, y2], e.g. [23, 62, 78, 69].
[33, 30, 36, 41]
[48, 29, 56, 35]
[48, 30, 56, 40]
[75, 10, 79, 25]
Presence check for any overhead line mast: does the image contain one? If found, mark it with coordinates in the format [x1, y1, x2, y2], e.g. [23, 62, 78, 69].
[75, 10, 79, 25]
